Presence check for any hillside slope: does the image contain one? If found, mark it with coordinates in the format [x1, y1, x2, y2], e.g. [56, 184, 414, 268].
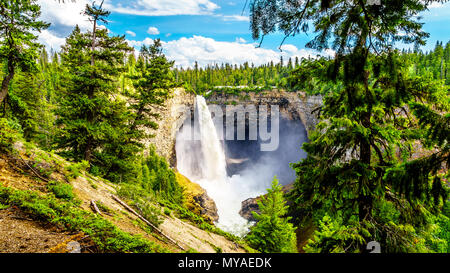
[0, 142, 248, 253]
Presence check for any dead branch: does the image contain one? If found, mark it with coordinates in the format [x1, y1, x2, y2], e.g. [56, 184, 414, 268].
[18, 155, 50, 183]
[90, 200, 102, 215]
[111, 195, 185, 251]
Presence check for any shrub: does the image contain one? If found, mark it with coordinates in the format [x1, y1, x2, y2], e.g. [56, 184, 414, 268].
[47, 181, 74, 201]
[65, 160, 89, 180]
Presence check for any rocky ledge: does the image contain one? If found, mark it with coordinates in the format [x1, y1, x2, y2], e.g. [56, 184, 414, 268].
[175, 172, 219, 223]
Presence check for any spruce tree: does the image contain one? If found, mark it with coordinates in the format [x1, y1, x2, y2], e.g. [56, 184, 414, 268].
[245, 178, 298, 253]
[99, 39, 178, 182]
[128, 39, 176, 133]
[55, 2, 132, 169]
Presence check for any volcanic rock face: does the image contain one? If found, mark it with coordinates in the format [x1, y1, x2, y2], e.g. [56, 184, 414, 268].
[143, 88, 195, 166]
[239, 197, 260, 222]
[193, 193, 219, 223]
[205, 90, 322, 134]
[147, 88, 322, 168]
[148, 88, 322, 224]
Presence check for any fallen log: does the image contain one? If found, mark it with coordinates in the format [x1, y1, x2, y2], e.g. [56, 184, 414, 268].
[111, 195, 185, 251]
[18, 155, 50, 183]
[90, 200, 102, 215]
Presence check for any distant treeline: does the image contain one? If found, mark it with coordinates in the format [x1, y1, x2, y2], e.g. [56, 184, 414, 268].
[173, 40, 450, 94]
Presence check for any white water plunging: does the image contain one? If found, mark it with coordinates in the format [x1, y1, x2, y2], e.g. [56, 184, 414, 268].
[176, 96, 254, 236]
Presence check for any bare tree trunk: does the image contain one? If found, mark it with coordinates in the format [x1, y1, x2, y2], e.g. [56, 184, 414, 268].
[0, 64, 14, 104]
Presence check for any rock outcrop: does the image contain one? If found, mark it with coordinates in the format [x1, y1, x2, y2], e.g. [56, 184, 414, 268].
[175, 172, 219, 223]
[143, 88, 195, 166]
[146, 88, 322, 167]
[239, 183, 294, 222]
[147, 88, 322, 225]
[239, 197, 261, 222]
[205, 90, 322, 135]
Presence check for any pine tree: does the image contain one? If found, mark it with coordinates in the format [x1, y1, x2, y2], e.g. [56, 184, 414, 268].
[245, 178, 298, 253]
[0, 0, 50, 104]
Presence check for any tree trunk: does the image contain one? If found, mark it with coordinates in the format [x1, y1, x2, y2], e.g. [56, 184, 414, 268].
[84, 137, 93, 163]
[0, 65, 14, 104]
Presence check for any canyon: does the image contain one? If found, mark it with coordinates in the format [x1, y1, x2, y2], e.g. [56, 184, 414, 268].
[145, 88, 322, 229]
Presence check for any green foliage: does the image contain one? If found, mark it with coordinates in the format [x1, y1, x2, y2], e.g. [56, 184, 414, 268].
[117, 183, 162, 228]
[245, 178, 297, 253]
[95, 201, 114, 215]
[174, 59, 296, 94]
[141, 147, 183, 204]
[304, 215, 365, 253]
[116, 148, 184, 228]
[0, 0, 50, 105]
[164, 207, 171, 216]
[0, 118, 20, 152]
[0, 184, 168, 253]
[54, 2, 133, 174]
[65, 160, 89, 180]
[47, 181, 74, 201]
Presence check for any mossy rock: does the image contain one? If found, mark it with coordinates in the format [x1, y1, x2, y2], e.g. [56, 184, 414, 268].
[175, 172, 218, 224]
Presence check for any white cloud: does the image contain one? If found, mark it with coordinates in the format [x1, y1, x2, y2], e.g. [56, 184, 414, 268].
[37, 29, 66, 51]
[126, 30, 137, 37]
[235, 37, 247, 43]
[37, 0, 92, 32]
[220, 14, 250, 22]
[279, 44, 298, 53]
[147, 27, 160, 35]
[152, 35, 327, 68]
[126, 37, 154, 48]
[36, 0, 96, 52]
[427, 2, 443, 8]
[105, 0, 219, 16]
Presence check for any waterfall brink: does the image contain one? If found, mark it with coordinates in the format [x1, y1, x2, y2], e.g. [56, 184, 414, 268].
[176, 95, 251, 236]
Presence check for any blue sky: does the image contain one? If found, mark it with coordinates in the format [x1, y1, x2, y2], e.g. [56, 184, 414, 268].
[37, 0, 450, 68]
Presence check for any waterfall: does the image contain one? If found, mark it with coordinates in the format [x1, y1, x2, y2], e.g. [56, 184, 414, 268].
[176, 95, 252, 236]
[195, 96, 227, 182]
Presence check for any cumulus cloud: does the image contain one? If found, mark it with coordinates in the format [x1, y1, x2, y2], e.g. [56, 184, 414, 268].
[37, 29, 67, 52]
[126, 37, 154, 48]
[156, 36, 327, 68]
[38, 0, 92, 33]
[220, 14, 250, 22]
[36, 0, 97, 52]
[105, 0, 219, 16]
[147, 27, 160, 35]
[126, 30, 137, 37]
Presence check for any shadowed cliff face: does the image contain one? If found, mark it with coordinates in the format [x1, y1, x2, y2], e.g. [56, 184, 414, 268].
[224, 115, 307, 187]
